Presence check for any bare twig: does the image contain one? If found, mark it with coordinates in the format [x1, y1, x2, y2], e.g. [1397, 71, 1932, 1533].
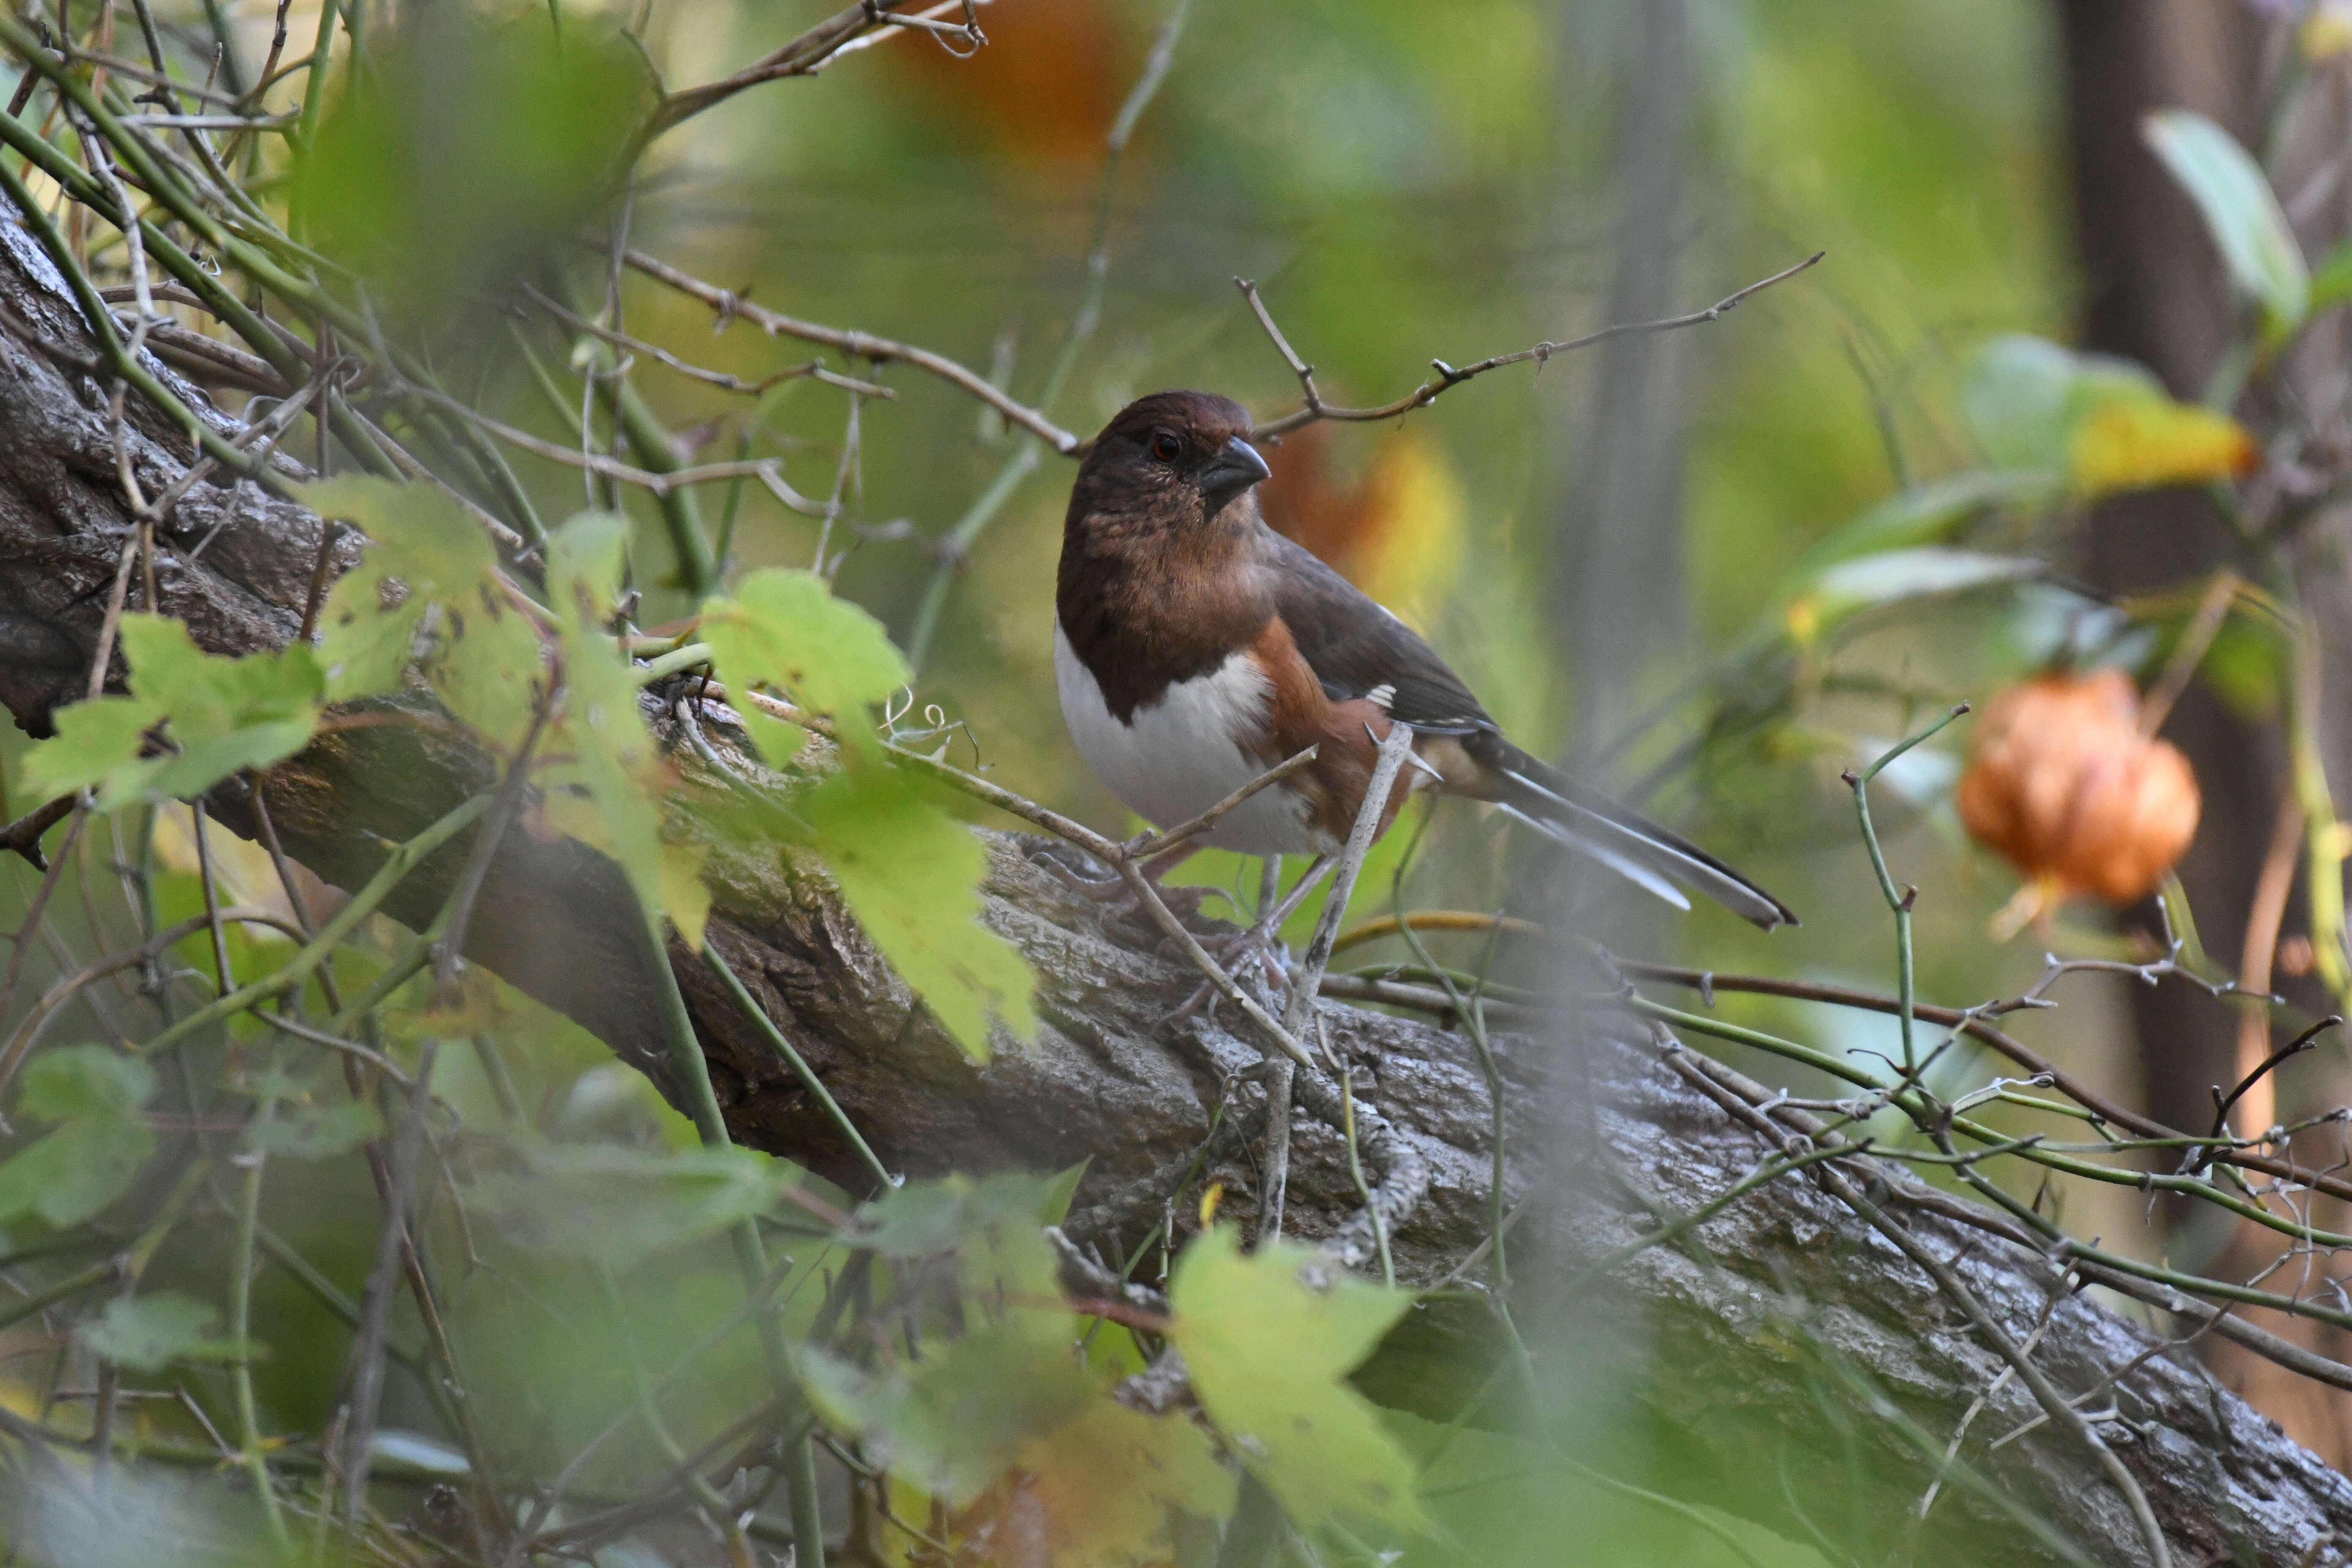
[1132, 746, 1320, 859]
[1260, 723, 1416, 1243]
[527, 286, 891, 399]
[643, 1, 934, 136]
[624, 249, 1080, 454]
[339, 1040, 438, 1524]
[1283, 724, 1416, 1035]
[1239, 252, 1824, 440]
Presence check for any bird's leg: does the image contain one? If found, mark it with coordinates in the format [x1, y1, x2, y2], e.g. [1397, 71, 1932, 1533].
[1175, 855, 1334, 1018]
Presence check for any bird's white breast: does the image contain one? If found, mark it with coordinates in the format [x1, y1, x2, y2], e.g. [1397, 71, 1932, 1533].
[1054, 621, 1319, 855]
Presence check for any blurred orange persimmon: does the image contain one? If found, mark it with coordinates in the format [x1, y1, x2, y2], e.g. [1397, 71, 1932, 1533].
[1956, 670, 2201, 919]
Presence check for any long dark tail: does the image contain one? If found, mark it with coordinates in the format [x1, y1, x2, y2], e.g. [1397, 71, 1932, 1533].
[1469, 733, 1798, 930]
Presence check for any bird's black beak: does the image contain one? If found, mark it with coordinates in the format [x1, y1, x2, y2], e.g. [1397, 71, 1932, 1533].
[1197, 434, 1272, 514]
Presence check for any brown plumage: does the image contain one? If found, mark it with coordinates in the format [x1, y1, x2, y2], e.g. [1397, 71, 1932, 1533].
[1054, 390, 1796, 928]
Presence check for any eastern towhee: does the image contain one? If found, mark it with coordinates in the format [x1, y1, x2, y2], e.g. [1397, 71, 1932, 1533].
[1055, 390, 1796, 931]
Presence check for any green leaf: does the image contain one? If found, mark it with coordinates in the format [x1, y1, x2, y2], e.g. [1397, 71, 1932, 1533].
[17, 616, 322, 810]
[78, 1291, 251, 1372]
[861, 1171, 1074, 1257]
[537, 512, 710, 945]
[698, 567, 1029, 1052]
[469, 1142, 792, 1267]
[0, 1120, 155, 1228]
[16, 694, 161, 803]
[1805, 548, 2045, 623]
[305, 476, 545, 743]
[1960, 335, 2161, 473]
[1786, 471, 2058, 580]
[1171, 1227, 1426, 1535]
[2144, 110, 2308, 335]
[245, 1100, 384, 1160]
[0, 1047, 157, 1228]
[701, 568, 911, 757]
[20, 1046, 154, 1122]
[858, 1172, 1070, 1315]
[295, 13, 644, 345]
[2311, 239, 2352, 319]
[800, 1328, 1096, 1506]
[798, 767, 1034, 1060]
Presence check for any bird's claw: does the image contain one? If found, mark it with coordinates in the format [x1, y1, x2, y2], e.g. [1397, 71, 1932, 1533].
[1166, 923, 1290, 1024]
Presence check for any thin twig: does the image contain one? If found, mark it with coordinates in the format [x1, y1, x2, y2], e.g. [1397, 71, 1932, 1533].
[1239, 252, 1825, 440]
[1263, 723, 1415, 1242]
[623, 248, 1079, 454]
[340, 1040, 438, 1524]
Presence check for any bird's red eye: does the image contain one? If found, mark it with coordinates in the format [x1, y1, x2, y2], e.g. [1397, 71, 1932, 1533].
[1149, 431, 1182, 463]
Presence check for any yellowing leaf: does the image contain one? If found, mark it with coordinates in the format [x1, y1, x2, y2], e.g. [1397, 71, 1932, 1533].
[538, 513, 708, 947]
[2069, 396, 2257, 498]
[799, 768, 1034, 1059]
[958, 1399, 1236, 1568]
[18, 615, 322, 810]
[1348, 435, 1465, 634]
[1170, 1227, 1425, 1535]
[2307, 1, 2352, 60]
[1783, 595, 1821, 649]
[701, 569, 909, 757]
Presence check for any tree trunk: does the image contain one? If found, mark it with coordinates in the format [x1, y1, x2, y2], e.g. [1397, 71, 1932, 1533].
[2057, 0, 2276, 1146]
[1, 204, 2349, 1565]
[2056, 0, 2352, 1466]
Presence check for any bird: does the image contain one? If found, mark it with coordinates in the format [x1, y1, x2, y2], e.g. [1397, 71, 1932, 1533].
[1053, 389, 1797, 932]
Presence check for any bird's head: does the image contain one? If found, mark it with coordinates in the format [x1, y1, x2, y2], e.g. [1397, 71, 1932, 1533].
[1071, 391, 1272, 534]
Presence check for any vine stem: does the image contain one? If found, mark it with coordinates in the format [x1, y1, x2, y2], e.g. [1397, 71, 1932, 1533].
[1845, 703, 1969, 1075]
[633, 904, 825, 1568]
[231, 1087, 288, 1546]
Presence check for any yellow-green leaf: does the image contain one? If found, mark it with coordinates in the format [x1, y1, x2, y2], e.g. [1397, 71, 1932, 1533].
[538, 513, 709, 946]
[798, 768, 1034, 1059]
[79, 1291, 251, 1372]
[18, 615, 321, 810]
[701, 568, 909, 757]
[1170, 1226, 1426, 1535]
[0, 1046, 157, 1228]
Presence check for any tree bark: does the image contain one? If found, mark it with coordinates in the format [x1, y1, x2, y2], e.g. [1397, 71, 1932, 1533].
[1, 208, 2349, 1565]
[2057, 0, 2277, 1153]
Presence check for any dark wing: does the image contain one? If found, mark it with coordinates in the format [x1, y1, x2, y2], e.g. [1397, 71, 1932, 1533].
[1262, 532, 1490, 734]
[1263, 530, 1797, 929]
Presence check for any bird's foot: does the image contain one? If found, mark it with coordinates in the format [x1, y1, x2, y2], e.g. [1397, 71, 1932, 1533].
[1168, 918, 1291, 1022]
